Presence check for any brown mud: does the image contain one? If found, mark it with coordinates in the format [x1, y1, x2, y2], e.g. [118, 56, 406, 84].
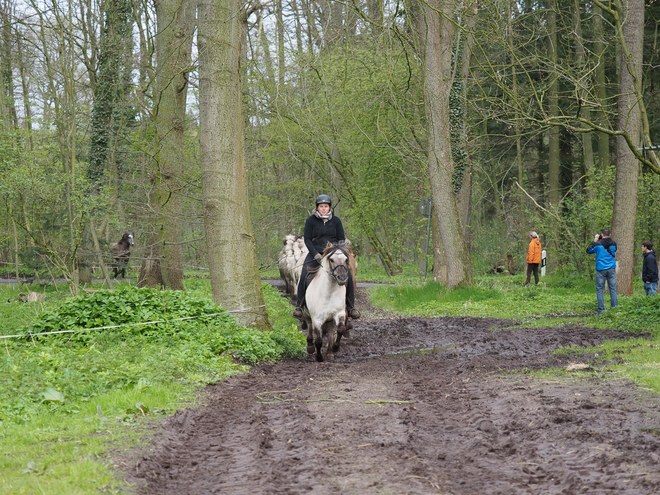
[121, 291, 660, 494]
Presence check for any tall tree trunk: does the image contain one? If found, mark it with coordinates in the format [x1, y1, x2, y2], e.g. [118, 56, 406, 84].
[456, 12, 475, 250]
[573, 0, 594, 193]
[431, 213, 448, 285]
[0, 4, 18, 130]
[143, 0, 195, 290]
[16, 34, 33, 151]
[593, 4, 610, 170]
[421, 0, 472, 288]
[88, 0, 132, 189]
[612, 0, 643, 296]
[546, 0, 560, 208]
[276, 0, 285, 86]
[198, 0, 269, 328]
[508, 0, 525, 239]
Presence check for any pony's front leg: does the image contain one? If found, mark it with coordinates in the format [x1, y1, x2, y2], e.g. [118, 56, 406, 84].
[305, 318, 315, 355]
[325, 322, 337, 361]
[332, 315, 346, 354]
[312, 323, 324, 362]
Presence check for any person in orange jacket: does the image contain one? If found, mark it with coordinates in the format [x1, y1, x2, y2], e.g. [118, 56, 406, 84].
[524, 231, 542, 286]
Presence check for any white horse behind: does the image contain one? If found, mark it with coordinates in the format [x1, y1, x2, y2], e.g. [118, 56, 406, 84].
[278, 235, 308, 298]
[302, 243, 350, 362]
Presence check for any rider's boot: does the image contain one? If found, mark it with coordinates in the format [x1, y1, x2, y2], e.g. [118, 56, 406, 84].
[348, 306, 361, 319]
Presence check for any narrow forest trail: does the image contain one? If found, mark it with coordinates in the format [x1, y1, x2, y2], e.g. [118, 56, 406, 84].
[119, 296, 660, 494]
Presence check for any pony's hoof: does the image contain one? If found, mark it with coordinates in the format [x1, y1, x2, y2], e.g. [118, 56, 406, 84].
[307, 346, 315, 354]
[331, 344, 340, 353]
[325, 353, 335, 362]
[315, 353, 324, 362]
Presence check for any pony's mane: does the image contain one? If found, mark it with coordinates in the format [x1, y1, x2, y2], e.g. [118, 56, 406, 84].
[322, 242, 350, 259]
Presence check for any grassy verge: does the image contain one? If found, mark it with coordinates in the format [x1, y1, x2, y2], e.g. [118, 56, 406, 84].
[368, 273, 597, 322]
[0, 281, 304, 494]
[367, 272, 660, 396]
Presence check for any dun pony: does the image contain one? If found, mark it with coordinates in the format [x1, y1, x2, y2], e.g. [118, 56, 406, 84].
[110, 231, 135, 278]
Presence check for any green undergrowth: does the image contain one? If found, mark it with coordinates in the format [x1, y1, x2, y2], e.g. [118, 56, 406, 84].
[0, 281, 304, 494]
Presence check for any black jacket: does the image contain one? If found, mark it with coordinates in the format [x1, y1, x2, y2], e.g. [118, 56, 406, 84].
[642, 250, 659, 283]
[303, 213, 345, 258]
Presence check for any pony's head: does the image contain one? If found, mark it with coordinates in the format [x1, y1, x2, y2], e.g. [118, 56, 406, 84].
[125, 232, 135, 246]
[322, 243, 350, 285]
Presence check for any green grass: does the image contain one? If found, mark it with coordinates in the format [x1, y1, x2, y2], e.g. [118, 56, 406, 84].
[368, 273, 596, 321]
[0, 280, 304, 494]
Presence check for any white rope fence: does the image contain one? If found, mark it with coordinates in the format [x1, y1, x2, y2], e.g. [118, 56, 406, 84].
[0, 305, 266, 341]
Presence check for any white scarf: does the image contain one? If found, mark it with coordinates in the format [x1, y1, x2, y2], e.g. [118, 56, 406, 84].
[313, 209, 333, 221]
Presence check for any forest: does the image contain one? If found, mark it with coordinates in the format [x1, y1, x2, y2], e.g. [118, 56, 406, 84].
[5, 1, 660, 491]
[1, 0, 660, 324]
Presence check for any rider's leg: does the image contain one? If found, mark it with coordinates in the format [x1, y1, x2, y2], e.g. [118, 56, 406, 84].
[346, 271, 360, 319]
[293, 265, 308, 318]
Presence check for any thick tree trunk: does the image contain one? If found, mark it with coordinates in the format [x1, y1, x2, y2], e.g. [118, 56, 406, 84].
[431, 213, 448, 285]
[593, 4, 610, 170]
[612, 0, 643, 296]
[422, 0, 472, 288]
[149, 0, 195, 290]
[572, 0, 594, 193]
[456, 16, 475, 250]
[138, 233, 164, 288]
[198, 0, 269, 328]
[276, 0, 285, 86]
[546, 0, 560, 208]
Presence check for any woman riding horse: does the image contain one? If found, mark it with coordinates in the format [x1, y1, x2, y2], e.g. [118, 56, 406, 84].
[293, 194, 360, 320]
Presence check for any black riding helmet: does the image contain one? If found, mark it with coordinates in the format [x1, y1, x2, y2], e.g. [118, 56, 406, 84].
[316, 194, 332, 206]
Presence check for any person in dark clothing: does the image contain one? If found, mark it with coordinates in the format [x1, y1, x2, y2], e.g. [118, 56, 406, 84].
[642, 240, 658, 296]
[292, 195, 360, 320]
[587, 229, 618, 314]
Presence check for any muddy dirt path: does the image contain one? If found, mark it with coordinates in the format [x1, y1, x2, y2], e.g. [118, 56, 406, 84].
[122, 293, 660, 494]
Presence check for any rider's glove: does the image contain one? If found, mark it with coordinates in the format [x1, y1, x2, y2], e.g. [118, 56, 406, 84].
[314, 253, 323, 263]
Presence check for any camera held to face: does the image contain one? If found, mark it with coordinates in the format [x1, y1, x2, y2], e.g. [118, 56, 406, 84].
[597, 234, 602, 241]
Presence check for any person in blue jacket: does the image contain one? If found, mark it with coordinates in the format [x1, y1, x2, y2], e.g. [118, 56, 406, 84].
[292, 194, 360, 320]
[587, 229, 618, 314]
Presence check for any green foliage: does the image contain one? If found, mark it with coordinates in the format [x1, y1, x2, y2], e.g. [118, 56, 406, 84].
[1, 284, 305, 427]
[247, 42, 428, 273]
[27, 286, 234, 345]
[592, 294, 660, 334]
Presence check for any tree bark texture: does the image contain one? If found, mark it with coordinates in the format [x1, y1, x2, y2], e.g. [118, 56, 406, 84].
[151, 0, 195, 290]
[198, 0, 269, 328]
[546, 0, 560, 209]
[421, 0, 473, 288]
[592, 4, 610, 171]
[612, 0, 643, 296]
